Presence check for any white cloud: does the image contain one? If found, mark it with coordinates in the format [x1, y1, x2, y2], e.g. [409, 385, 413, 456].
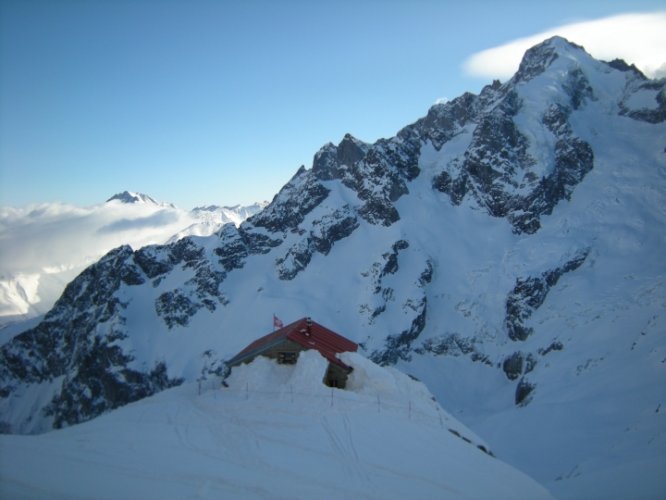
[463, 11, 666, 80]
[0, 202, 198, 320]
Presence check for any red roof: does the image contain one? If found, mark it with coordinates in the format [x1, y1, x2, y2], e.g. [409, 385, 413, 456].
[228, 317, 358, 369]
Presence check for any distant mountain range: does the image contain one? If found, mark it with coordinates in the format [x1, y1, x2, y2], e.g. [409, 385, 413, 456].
[0, 193, 266, 325]
[1, 37, 664, 498]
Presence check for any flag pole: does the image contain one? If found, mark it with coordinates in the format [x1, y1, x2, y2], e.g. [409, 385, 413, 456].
[272, 314, 283, 331]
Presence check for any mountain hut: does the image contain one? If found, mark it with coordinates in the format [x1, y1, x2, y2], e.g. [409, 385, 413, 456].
[227, 317, 358, 388]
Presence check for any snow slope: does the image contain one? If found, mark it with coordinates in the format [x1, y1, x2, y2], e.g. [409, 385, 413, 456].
[0, 193, 264, 324]
[0, 351, 553, 500]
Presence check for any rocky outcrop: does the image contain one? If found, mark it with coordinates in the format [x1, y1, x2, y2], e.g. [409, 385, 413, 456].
[367, 244, 433, 365]
[1, 247, 140, 387]
[538, 340, 564, 356]
[45, 356, 180, 429]
[214, 224, 282, 271]
[502, 351, 537, 380]
[312, 133, 370, 181]
[505, 249, 589, 341]
[250, 167, 331, 233]
[515, 377, 536, 406]
[416, 334, 492, 366]
[513, 38, 567, 82]
[276, 206, 359, 280]
[433, 77, 595, 234]
[359, 240, 412, 321]
[620, 80, 666, 124]
[371, 297, 428, 366]
[340, 138, 418, 226]
[0, 246, 183, 432]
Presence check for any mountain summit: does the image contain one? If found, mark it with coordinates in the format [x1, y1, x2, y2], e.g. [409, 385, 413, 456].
[1, 37, 665, 498]
[106, 190, 160, 205]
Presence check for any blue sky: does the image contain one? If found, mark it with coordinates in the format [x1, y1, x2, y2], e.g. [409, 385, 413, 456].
[1, 0, 664, 209]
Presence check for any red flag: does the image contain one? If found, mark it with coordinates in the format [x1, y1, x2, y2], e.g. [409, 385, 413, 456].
[273, 314, 284, 329]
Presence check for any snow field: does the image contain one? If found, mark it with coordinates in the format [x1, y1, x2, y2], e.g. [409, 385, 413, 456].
[0, 351, 554, 499]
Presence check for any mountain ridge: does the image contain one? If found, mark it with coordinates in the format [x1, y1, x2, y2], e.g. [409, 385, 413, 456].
[1, 36, 665, 498]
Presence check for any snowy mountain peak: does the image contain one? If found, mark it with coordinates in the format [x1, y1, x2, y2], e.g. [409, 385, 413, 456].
[514, 36, 589, 83]
[536, 34, 584, 53]
[106, 191, 159, 205]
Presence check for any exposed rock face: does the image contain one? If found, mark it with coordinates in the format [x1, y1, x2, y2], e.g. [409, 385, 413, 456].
[620, 80, 666, 124]
[276, 206, 359, 280]
[513, 38, 565, 82]
[45, 358, 178, 429]
[339, 136, 419, 226]
[432, 44, 596, 234]
[502, 351, 537, 380]
[418, 92, 478, 150]
[515, 377, 536, 406]
[251, 168, 331, 233]
[358, 240, 425, 324]
[538, 341, 563, 356]
[505, 249, 589, 342]
[371, 296, 428, 366]
[0, 247, 183, 431]
[312, 133, 371, 181]
[415, 334, 492, 366]
[366, 240, 435, 366]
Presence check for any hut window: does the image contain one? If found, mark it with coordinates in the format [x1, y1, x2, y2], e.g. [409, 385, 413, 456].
[277, 352, 298, 364]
